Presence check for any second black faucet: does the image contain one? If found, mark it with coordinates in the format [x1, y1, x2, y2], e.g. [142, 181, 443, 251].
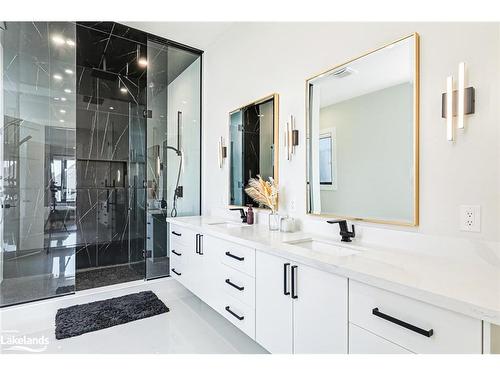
[230, 208, 247, 223]
[327, 219, 355, 242]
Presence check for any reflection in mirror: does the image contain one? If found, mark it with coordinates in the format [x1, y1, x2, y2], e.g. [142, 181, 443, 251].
[307, 34, 419, 225]
[229, 94, 278, 208]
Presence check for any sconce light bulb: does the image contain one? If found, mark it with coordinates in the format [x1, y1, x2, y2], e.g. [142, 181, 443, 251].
[446, 76, 454, 141]
[458, 62, 465, 129]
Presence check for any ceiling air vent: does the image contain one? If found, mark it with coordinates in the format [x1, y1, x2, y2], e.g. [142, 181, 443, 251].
[330, 67, 355, 78]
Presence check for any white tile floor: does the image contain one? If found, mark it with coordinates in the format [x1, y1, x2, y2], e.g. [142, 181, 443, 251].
[0, 278, 267, 354]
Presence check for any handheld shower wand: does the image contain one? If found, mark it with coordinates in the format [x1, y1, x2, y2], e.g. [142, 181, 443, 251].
[165, 145, 182, 217]
[164, 111, 183, 217]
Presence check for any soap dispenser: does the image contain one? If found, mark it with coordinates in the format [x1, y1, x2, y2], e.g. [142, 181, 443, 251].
[246, 205, 254, 225]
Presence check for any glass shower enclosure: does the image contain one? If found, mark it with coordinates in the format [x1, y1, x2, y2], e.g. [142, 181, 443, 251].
[0, 22, 202, 306]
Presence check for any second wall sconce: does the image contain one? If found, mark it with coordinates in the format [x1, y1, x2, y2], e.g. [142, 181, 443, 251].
[218, 136, 227, 168]
[441, 62, 475, 141]
[285, 115, 299, 160]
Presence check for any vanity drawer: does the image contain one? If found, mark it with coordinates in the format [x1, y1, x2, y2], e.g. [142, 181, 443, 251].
[170, 225, 197, 249]
[170, 255, 183, 279]
[349, 323, 412, 354]
[220, 263, 255, 307]
[349, 280, 483, 353]
[170, 244, 183, 270]
[219, 293, 255, 340]
[213, 237, 255, 277]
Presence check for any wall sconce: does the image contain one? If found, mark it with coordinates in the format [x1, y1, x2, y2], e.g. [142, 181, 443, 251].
[218, 136, 227, 168]
[441, 62, 475, 141]
[285, 115, 299, 160]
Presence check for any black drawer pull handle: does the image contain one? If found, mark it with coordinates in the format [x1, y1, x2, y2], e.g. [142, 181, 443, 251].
[372, 308, 434, 337]
[171, 231, 182, 236]
[291, 265, 298, 299]
[225, 279, 244, 291]
[147, 236, 151, 240]
[283, 263, 290, 296]
[172, 250, 182, 256]
[225, 306, 244, 321]
[225, 251, 244, 261]
[171, 268, 181, 276]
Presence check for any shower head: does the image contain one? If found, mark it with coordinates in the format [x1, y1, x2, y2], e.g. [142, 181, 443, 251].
[91, 68, 117, 81]
[83, 95, 105, 105]
[18, 135, 32, 146]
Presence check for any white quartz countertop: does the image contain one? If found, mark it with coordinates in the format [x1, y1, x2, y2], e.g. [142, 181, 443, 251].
[166, 216, 500, 325]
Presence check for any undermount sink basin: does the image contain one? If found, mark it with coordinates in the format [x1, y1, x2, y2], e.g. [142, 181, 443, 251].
[284, 238, 360, 256]
[207, 221, 250, 229]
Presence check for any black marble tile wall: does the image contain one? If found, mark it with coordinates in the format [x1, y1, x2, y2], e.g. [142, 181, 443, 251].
[74, 23, 147, 278]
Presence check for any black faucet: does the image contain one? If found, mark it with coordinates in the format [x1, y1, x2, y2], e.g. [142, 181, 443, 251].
[327, 219, 355, 242]
[230, 208, 247, 223]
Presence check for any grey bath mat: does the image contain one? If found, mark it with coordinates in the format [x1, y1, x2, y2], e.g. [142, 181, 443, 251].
[55, 291, 169, 339]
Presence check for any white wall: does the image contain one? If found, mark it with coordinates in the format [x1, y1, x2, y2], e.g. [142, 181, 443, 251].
[203, 22, 500, 250]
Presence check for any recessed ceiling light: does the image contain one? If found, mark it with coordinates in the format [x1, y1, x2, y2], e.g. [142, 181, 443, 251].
[66, 39, 75, 47]
[59, 119, 65, 123]
[53, 74, 62, 80]
[64, 69, 73, 75]
[64, 88, 72, 93]
[120, 87, 128, 94]
[138, 58, 148, 67]
[51, 35, 65, 46]
[59, 109, 66, 114]
[54, 97, 60, 101]
[109, 106, 114, 110]
[60, 97, 67, 102]
[182, 100, 187, 104]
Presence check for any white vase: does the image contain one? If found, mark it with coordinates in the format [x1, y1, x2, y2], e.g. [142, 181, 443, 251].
[268, 212, 280, 231]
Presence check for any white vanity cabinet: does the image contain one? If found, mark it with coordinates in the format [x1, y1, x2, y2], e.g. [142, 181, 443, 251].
[255, 251, 348, 354]
[349, 323, 413, 354]
[167, 222, 487, 354]
[205, 235, 257, 339]
[169, 225, 219, 307]
[349, 280, 483, 354]
[169, 224, 196, 282]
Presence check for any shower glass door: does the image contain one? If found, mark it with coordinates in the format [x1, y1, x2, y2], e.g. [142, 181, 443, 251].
[74, 23, 147, 290]
[1, 22, 77, 306]
[1, 22, 202, 302]
[145, 40, 201, 279]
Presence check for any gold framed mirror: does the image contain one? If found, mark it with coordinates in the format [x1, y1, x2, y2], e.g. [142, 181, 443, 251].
[306, 33, 419, 226]
[228, 93, 279, 209]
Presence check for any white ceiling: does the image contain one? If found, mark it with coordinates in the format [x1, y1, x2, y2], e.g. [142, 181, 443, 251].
[122, 22, 234, 50]
[314, 37, 414, 107]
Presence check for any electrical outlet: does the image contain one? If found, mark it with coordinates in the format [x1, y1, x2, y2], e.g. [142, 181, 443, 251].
[460, 205, 481, 232]
[290, 199, 296, 212]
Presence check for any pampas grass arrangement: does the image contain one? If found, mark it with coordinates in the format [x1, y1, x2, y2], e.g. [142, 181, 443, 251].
[244, 175, 278, 213]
